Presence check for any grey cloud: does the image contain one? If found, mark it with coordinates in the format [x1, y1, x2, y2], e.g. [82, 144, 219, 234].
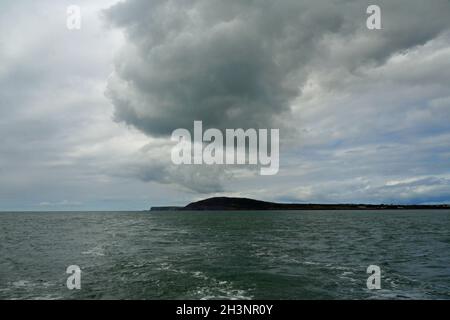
[104, 0, 450, 137]
[100, 140, 230, 193]
[112, 159, 229, 194]
[100, 0, 450, 198]
[130, 163, 228, 194]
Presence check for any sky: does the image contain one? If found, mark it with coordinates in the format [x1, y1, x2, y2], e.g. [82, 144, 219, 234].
[1, 0, 450, 210]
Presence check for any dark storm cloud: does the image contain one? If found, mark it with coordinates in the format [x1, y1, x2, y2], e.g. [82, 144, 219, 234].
[104, 0, 450, 137]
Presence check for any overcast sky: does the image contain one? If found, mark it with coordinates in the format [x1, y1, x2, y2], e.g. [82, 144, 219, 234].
[1, 0, 450, 210]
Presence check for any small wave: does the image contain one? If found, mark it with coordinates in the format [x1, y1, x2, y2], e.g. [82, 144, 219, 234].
[31, 294, 63, 300]
[303, 261, 321, 266]
[81, 246, 105, 257]
[12, 280, 31, 288]
[155, 262, 188, 274]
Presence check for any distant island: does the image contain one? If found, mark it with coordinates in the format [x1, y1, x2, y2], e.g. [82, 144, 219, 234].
[150, 197, 450, 211]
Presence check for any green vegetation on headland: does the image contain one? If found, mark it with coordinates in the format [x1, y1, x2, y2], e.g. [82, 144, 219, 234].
[150, 197, 450, 211]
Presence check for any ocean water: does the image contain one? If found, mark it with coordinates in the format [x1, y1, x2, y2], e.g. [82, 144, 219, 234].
[0, 210, 449, 300]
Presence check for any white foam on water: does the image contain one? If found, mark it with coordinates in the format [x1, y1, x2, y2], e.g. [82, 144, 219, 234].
[81, 245, 105, 256]
[189, 270, 253, 300]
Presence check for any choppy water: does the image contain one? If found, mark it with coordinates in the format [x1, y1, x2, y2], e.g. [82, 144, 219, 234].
[0, 210, 449, 300]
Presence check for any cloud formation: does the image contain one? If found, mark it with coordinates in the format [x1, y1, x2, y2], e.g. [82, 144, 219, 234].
[1, 0, 450, 209]
[104, 0, 450, 137]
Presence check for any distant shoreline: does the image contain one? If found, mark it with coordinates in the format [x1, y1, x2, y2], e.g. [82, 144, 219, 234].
[150, 197, 450, 211]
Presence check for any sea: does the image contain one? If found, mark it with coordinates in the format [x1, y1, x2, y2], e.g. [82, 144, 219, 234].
[0, 210, 449, 300]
